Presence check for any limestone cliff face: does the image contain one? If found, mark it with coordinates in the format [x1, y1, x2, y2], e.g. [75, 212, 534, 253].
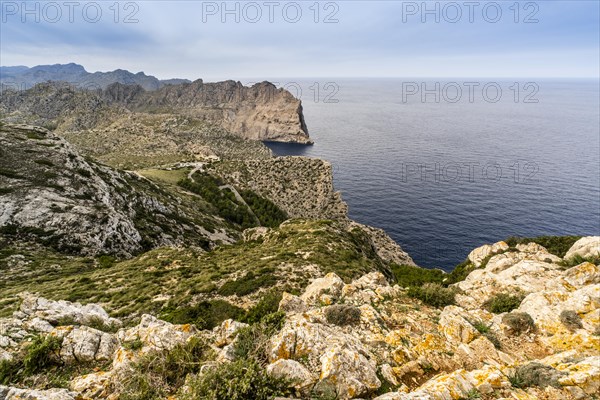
[0, 80, 312, 144]
[108, 80, 312, 143]
[209, 157, 347, 220]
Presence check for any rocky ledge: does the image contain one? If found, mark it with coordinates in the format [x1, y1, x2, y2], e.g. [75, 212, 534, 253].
[1, 237, 598, 400]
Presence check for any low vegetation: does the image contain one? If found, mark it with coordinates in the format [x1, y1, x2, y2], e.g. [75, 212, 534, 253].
[505, 235, 581, 258]
[0, 220, 387, 320]
[0, 335, 69, 386]
[325, 304, 362, 326]
[502, 312, 535, 335]
[407, 283, 456, 308]
[118, 337, 211, 399]
[483, 292, 526, 314]
[559, 310, 583, 331]
[508, 362, 564, 389]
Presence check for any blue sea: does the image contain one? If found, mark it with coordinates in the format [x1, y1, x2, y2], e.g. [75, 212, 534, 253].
[259, 79, 600, 270]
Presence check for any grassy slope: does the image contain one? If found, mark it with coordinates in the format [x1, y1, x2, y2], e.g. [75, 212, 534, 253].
[0, 220, 387, 320]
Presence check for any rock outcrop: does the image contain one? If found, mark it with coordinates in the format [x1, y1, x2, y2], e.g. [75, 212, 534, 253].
[0, 123, 234, 256]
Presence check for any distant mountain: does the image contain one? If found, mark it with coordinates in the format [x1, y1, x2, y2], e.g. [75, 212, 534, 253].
[0, 63, 191, 91]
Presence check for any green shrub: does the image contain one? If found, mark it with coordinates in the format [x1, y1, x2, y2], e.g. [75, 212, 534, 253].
[505, 236, 581, 258]
[34, 159, 54, 167]
[470, 320, 491, 334]
[160, 300, 244, 330]
[123, 338, 143, 351]
[0, 168, 23, 179]
[218, 271, 278, 297]
[508, 363, 564, 389]
[243, 290, 283, 324]
[502, 312, 535, 335]
[86, 316, 119, 333]
[562, 253, 600, 267]
[444, 259, 477, 285]
[325, 304, 362, 326]
[23, 335, 63, 375]
[407, 283, 456, 307]
[234, 312, 286, 364]
[559, 310, 583, 331]
[240, 189, 288, 228]
[119, 337, 210, 400]
[0, 359, 19, 384]
[184, 359, 293, 400]
[483, 292, 525, 314]
[178, 175, 257, 229]
[391, 264, 445, 288]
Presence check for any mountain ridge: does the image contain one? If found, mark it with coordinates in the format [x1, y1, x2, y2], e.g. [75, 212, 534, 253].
[0, 63, 191, 91]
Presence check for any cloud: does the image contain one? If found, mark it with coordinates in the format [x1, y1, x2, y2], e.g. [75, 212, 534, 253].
[1, 0, 598, 79]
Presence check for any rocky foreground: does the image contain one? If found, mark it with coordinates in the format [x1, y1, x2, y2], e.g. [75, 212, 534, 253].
[1, 237, 598, 400]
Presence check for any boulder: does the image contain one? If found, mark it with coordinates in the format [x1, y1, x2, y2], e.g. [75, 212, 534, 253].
[564, 237, 600, 261]
[52, 326, 117, 363]
[18, 293, 121, 328]
[300, 272, 344, 306]
[213, 319, 248, 347]
[467, 241, 509, 267]
[319, 344, 380, 399]
[116, 314, 198, 353]
[266, 359, 316, 394]
[278, 292, 308, 314]
[0, 386, 78, 400]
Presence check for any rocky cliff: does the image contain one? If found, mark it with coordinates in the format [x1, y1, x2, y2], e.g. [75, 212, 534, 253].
[0, 78, 311, 145]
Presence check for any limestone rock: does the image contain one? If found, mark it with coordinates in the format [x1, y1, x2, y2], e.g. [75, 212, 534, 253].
[300, 273, 345, 306]
[213, 319, 248, 347]
[319, 344, 381, 399]
[19, 293, 120, 328]
[278, 293, 308, 314]
[565, 237, 600, 261]
[438, 306, 480, 345]
[117, 314, 197, 353]
[70, 372, 112, 399]
[0, 386, 78, 400]
[467, 241, 509, 267]
[53, 326, 118, 363]
[266, 359, 316, 393]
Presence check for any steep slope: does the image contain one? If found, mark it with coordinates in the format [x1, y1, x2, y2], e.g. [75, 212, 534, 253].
[0, 123, 239, 257]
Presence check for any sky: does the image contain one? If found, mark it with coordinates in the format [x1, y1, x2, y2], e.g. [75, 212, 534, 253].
[0, 0, 599, 80]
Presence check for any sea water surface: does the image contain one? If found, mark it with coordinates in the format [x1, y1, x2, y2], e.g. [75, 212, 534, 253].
[257, 78, 600, 270]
